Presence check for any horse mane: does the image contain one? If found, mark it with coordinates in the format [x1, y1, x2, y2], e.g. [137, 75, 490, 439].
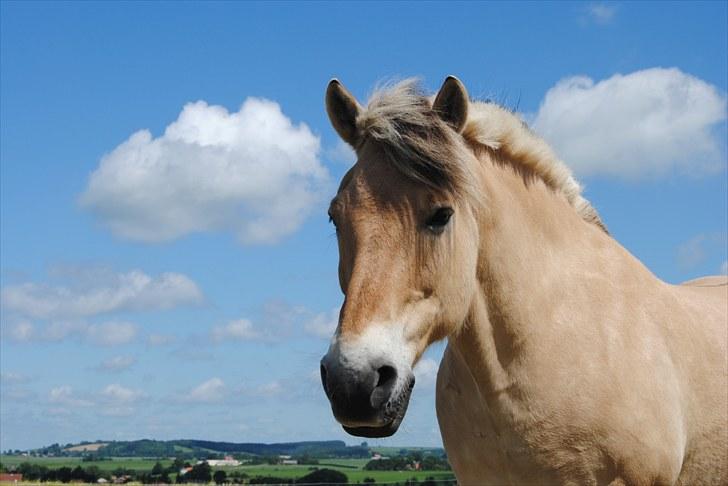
[356, 79, 608, 233]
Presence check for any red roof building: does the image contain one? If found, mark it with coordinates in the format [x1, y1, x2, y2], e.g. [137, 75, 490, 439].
[0, 473, 23, 483]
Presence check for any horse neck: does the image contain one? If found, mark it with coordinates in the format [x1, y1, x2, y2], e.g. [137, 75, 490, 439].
[450, 157, 648, 395]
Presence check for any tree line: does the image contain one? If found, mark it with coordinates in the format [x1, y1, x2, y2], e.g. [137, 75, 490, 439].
[364, 453, 451, 472]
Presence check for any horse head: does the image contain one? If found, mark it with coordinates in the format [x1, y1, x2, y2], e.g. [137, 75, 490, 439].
[319, 77, 481, 437]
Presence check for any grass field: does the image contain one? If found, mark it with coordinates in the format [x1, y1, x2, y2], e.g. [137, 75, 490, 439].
[0, 455, 455, 484]
[233, 463, 454, 481]
[0, 456, 175, 471]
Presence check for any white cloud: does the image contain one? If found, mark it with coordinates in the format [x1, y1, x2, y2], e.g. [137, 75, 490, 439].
[532, 68, 727, 178]
[676, 233, 727, 272]
[414, 358, 439, 389]
[80, 98, 328, 244]
[188, 377, 226, 403]
[97, 355, 137, 372]
[585, 3, 616, 24]
[1, 269, 203, 320]
[3, 320, 137, 346]
[49, 386, 93, 407]
[304, 308, 339, 339]
[210, 319, 259, 342]
[5, 321, 35, 342]
[42, 321, 87, 342]
[253, 381, 283, 398]
[677, 234, 708, 270]
[101, 384, 144, 403]
[0, 371, 30, 384]
[3, 388, 36, 402]
[86, 322, 138, 346]
[325, 140, 356, 165]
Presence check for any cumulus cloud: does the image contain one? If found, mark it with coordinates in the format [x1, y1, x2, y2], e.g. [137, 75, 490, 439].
[86, 322, 138, 346]
[414, 358, 439, 389]
[210, 319, 259, 342]
[532, 68, 727, 178]
[584, 3, 617, 25]
[304, 307, 339, 339]
[325, 140, 357, 165]
[187, 377, 226, 403]
[49, 386, 93, 407]
[1, 269, 202, 320]
[96, 355, 137, 373]
[3, 320, 137, 346]
[80, 98, 328, 244]
[5, 321, 34, 342]
[101, 384, 144, 403]
[253, 381, 283, 398]
[209, 301, 313, 343]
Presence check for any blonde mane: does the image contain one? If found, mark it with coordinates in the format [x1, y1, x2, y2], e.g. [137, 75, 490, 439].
[356, 79, 607, 233]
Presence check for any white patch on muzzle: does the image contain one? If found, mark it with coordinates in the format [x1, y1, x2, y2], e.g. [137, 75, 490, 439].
[325, 322, 416, 394]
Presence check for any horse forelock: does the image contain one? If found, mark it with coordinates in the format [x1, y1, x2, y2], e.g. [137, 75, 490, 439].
[355, 79, 476, 200]
[355, 79, 608, 233]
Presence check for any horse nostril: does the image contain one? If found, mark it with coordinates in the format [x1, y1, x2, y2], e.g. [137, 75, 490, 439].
[320, 362, 329, 397]
[376, 365, 397, 388]
[370, 365, 398, 409]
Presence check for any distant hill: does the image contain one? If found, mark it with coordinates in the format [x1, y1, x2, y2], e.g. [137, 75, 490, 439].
[64, 443, 108, 452]
[37, 439, 369, 458]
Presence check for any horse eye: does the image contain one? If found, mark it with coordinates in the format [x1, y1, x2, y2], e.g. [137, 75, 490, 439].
[426, 207, 454, 234]
[328, 212, 338, 228]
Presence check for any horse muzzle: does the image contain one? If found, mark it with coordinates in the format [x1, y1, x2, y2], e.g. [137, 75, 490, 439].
[320, 356, 415, 438]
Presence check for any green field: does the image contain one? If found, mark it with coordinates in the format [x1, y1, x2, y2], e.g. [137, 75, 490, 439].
[233, 463, 453, 481]
[0, 456, 174, 471]
[0, 455, 455, 484]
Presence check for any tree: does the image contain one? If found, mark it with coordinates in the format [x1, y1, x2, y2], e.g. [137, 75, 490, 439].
[213, 470, 227, 484]
[71, 465, 87, 481]
[186, 462, 212, 483]
[57, 466, 73, 483]
[296, 468, 347, 484]
[152, 461, 165, 475]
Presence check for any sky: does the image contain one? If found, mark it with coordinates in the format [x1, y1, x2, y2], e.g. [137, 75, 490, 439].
[1, 1, 726, 451]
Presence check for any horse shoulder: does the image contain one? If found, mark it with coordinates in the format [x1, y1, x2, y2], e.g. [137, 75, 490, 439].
[663, 277, 728, 484]
[435, 344, 528, 485]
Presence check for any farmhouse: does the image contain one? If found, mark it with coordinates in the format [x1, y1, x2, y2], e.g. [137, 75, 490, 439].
[278, 455, 298, 465]
[0, 473, 23, 483]
[206, 455, 240, 467]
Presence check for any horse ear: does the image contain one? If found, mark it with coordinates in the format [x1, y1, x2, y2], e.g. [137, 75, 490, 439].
[326, 79, 362, 147]
[433, 75, 469, 133]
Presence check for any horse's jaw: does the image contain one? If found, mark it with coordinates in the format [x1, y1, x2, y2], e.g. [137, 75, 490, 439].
[342, 376, 415, 438]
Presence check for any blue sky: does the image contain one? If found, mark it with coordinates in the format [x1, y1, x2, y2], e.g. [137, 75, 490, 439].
[1, 1, 726, 451]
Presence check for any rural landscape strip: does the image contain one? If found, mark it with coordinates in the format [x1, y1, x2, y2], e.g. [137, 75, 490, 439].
[0, 440, 456, 485]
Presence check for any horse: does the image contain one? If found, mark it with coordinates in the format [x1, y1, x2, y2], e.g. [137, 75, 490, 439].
[318, 76, 728, 485]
